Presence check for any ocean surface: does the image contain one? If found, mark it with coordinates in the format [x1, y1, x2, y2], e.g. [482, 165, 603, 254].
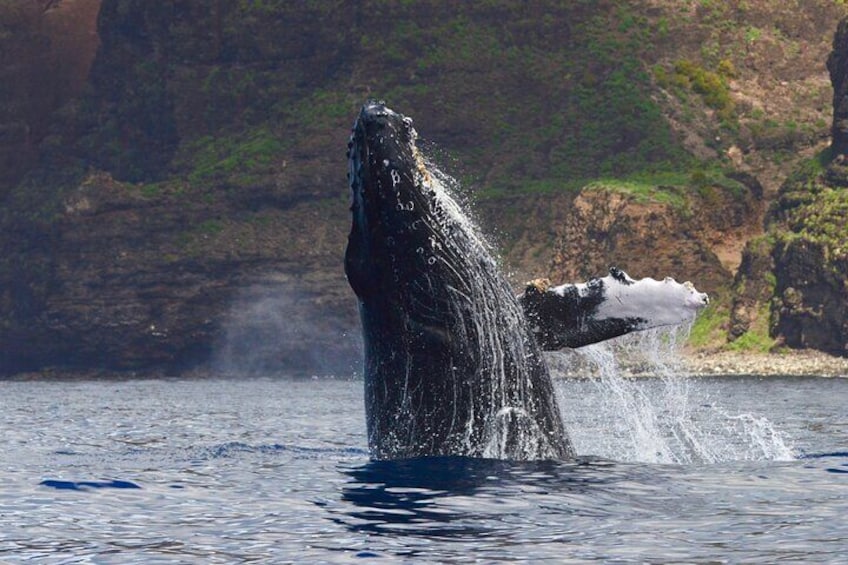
[2, 372, 846, 563]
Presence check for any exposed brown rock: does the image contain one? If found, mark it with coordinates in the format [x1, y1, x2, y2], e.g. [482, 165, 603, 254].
[729, 236, 775, 340]
[771, 236, 848, 355]
[544, 184, 762, 297]
[0, 0, 101, 195]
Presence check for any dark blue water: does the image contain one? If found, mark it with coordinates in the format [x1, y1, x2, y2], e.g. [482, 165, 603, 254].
[2, 375, 846, 563]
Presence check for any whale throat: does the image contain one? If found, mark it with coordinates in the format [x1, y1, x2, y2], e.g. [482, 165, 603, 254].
[345, 101, 574, 460]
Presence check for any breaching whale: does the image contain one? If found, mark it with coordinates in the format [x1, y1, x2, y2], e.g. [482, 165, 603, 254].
[345, 101, 573, 460]
[344, 101, 708, 461]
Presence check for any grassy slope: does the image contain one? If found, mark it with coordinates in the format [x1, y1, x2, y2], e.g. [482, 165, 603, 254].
[147, 1, 844, 198]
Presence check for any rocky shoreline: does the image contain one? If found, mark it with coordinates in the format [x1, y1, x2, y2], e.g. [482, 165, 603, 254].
[4, 348, 848, 381]
[682, 349, 848, 378]
[546, 344, 848, 379]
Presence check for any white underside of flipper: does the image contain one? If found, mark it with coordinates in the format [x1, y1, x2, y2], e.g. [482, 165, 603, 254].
[520, 268, 709, 350]
[551, 270, 709, 330]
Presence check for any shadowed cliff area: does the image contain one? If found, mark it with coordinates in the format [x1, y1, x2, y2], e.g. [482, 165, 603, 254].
[0, 0, 100, 195]
[1, 0, 847, 376]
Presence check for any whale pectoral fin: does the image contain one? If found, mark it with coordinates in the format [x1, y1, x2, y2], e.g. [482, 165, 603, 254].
[520, 282, 577, 350]
[520, 286, 645, 349]
[520, 277, 623, 349]
[558, 317, 649, 349]
[519, 269, 708, 350]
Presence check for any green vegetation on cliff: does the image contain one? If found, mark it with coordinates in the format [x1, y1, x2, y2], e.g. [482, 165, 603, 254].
[729, 143, 848, 356]
[781, 188, 848, 263]
[3, 0, 848, 373]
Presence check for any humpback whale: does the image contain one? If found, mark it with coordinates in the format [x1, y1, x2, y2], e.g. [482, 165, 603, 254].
[345, 101, 573, 460]
[345, 101, 708, 461]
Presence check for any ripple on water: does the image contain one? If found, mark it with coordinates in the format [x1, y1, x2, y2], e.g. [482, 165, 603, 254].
[0, 376, 846, 562]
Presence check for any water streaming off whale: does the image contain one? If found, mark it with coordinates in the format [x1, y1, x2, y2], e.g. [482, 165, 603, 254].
[424, 162, 559, 459]
[551, 326, 794, 464]
[383, 162, 568, 458]
[367, 150, 790, 463]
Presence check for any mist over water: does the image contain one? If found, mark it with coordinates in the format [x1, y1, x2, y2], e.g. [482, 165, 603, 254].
[212, 278, 362, 376]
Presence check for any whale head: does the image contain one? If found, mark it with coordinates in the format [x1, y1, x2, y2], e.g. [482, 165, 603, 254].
[345, 101, 486, 312]
[345, 101, 432, 299]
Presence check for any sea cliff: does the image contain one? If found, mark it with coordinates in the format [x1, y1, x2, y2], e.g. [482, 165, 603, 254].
[1, 1, 847, 376]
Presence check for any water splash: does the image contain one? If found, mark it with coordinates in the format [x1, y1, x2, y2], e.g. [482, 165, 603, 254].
[411, 158, 568, 460]
[551, 327, 795, 464]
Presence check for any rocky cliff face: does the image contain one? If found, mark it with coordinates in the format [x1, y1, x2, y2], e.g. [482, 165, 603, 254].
[543, 178, 763, 296]
[760, 158, 848, 355]
[828, 17, 848, 156]
[1, 1, 847, 375]
[730, 17, 848, 356]
[1, 0, 361, 375]
[772, 233, 848, 354]
[0, 167, 359, 374]
[78, 0, 178, 181]
[0, 0, 100, 196]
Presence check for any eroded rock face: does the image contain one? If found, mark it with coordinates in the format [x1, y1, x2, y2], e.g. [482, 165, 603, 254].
[0, 1, 360, 376]
[76, 0, 179, 182]
[772, 237, 848, 354]
[0, 167, 359, 376]
[725, 16, 848, 356]
[740, 154, 848, 356]
[740, 16, 848, 356]
[828, 17, 848, 156]
[729, 236, 775, 340]
[545, 183, 762, 298]
[0, 0, 101, 196]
